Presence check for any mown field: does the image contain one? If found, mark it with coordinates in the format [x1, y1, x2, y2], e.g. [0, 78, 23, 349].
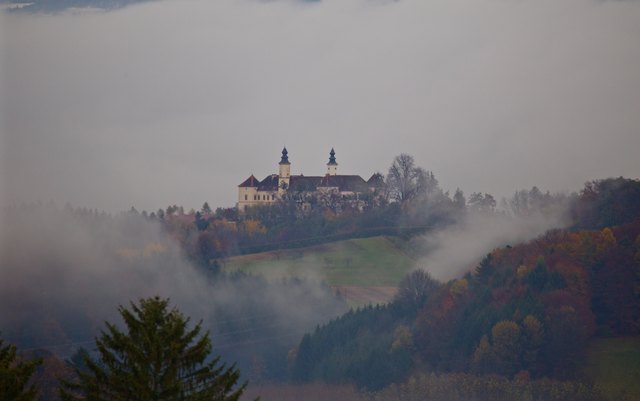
[222, 236, 415, 305]
[584, 337, 640, 401]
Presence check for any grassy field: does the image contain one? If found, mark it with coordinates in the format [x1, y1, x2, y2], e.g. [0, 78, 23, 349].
[221, 236, 416, 305]
[584, 337, 640, 401]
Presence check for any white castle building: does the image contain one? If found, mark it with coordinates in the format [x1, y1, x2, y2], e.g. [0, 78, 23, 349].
[237, 148, 384, 211]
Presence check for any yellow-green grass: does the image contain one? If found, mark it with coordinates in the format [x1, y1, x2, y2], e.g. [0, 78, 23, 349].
[584, 337, 640, 401]
[222, 236, 415, 287]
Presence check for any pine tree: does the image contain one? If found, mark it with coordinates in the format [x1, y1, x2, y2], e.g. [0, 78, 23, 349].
[0, 338, 41, 401]
[60, 297, 246, 401]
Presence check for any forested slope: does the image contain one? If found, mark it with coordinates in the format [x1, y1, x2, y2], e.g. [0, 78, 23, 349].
[290, 178, 640, 397]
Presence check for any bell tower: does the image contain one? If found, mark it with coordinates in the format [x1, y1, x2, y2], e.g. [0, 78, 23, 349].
[278, 147, 291, 194]
[327, 148, 338, 176]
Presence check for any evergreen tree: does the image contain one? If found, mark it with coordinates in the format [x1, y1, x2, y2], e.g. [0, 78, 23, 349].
[60, 297, 246, 401]
[201, 202, 212, 215]
[0, 337, 41, 401]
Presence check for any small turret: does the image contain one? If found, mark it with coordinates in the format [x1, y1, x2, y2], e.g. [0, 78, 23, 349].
[327, 148, 338, 176]
[278, 147, 291, 193]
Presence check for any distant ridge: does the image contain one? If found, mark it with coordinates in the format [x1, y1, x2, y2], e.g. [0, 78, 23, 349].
[1, 0, 157, 13]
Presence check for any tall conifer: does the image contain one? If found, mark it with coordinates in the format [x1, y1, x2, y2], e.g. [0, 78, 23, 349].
[61, 297, 246, 401]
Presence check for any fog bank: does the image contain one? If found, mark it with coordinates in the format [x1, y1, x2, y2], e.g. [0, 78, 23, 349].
[417, 208, 570, 281]
[0, 205, 346, 377]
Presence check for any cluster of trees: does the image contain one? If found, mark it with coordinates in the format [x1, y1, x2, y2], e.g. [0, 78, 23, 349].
[290, 178, 640, 391]
[1, 297, 247, 401]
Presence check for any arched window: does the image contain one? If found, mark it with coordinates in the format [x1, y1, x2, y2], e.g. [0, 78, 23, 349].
[244, 194, 248, 200]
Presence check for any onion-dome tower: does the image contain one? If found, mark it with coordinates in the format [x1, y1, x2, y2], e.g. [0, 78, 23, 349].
[327, 148, 338, 176]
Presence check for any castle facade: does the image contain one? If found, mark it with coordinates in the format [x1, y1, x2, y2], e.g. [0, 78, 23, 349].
[237, 148, 383, 211]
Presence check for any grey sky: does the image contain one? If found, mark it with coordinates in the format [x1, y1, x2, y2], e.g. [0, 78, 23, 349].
[1, 0, 639, 213]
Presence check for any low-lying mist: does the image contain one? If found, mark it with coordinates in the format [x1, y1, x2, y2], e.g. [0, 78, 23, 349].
[0, 204, 347, 380]
[415, 205, 570, 282]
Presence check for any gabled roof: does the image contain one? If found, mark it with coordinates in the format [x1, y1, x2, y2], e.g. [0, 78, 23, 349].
[367, 173, 385, 187]
[258, 174, 279, 191]
[238, 174, 259, 188]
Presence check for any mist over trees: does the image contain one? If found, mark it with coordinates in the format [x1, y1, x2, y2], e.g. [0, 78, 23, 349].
[0, 202, 348, 390]
[2, 149, 639, 400]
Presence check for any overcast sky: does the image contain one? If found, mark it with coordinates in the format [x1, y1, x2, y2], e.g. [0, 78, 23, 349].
[1, 0, 639, 213]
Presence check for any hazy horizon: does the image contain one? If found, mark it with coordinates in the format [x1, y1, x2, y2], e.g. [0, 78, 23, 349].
[2, 0, 639, 213]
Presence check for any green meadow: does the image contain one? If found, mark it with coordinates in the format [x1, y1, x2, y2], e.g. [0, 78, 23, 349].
[222, 236, 416, 287]
[584, 337, 640, 401]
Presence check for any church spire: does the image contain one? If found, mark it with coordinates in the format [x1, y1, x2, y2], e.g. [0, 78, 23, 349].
[278, 147, 291, 194]
[328, 148, 337, 165]
[279, 147, 290, 165]
[327, 148, 338, 176]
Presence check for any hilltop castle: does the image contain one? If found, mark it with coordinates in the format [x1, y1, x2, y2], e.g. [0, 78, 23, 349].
[237, 148, 383, 211]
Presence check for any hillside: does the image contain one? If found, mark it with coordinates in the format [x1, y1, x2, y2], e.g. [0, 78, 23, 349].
[222, 236, 415, 305]
[289, 178, 640, 397]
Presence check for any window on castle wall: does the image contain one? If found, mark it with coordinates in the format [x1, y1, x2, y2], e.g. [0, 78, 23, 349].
[245, 195, 248, 200]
